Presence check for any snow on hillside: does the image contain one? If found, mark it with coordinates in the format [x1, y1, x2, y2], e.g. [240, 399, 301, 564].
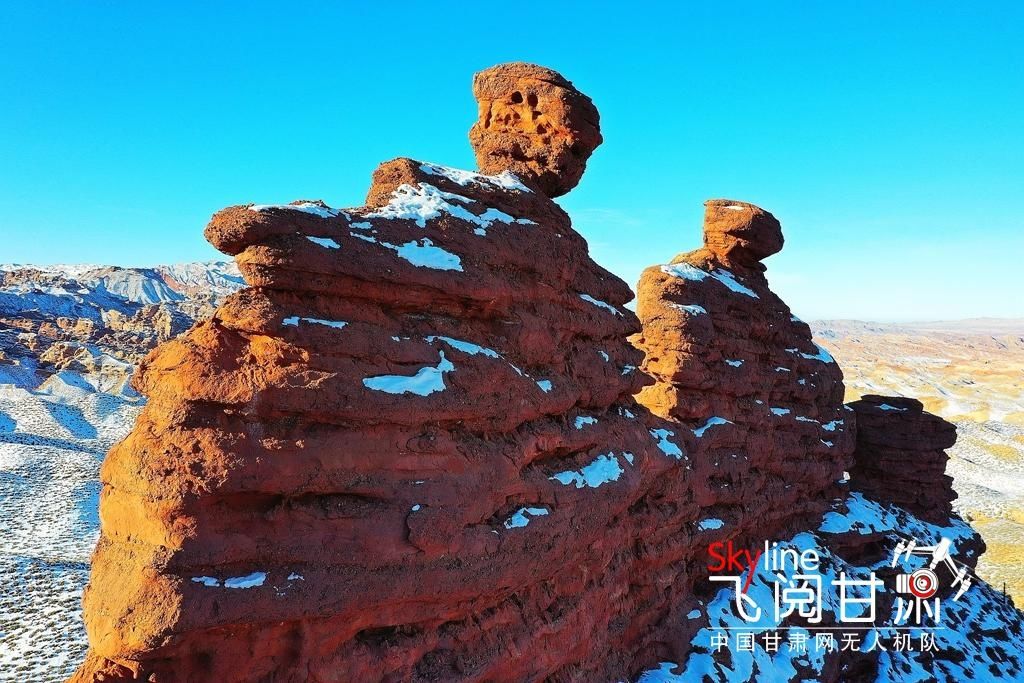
[0, 261, 242, 681]
[1, 260, 243, 306]
[638, 491, 1024, 682]
[0, 365, 142, 681]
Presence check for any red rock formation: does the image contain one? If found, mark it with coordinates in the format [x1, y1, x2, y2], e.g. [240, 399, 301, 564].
[847, 394, 958, 523]
[701, 198, 784, 266]
[632, 198, 855, 534]
[70, 61, 1016, 683]
[71, 64, 710, 683]
[626, 207, 1014, 681]
[468, 62, 602, 198]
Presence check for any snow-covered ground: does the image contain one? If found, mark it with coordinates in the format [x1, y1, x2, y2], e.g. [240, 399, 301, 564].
[0, 364, 142, 680]
[0, 260, 240, 680]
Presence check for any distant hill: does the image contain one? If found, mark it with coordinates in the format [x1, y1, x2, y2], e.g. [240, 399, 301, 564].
[813, 317, 1024, 337]
[0, 261, 243, 392]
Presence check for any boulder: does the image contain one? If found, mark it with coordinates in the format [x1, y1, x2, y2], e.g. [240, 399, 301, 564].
[702, 199, 783, 267]
[468, 62, 602, 198]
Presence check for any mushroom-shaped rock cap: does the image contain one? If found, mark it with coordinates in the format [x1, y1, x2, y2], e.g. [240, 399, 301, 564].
[703, 199, 784, 266]
[469, 62, 602, 198]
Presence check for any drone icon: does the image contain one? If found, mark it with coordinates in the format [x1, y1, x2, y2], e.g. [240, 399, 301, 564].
[891, 536, 972, 601]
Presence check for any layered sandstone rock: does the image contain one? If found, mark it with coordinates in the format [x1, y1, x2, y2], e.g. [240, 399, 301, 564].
[628, 208, 1016, 681]
[633, 198, 855, 535]
[70, 61, 1021, 683]
[847, 394, 958, 522]
[72, 64, 713, 683]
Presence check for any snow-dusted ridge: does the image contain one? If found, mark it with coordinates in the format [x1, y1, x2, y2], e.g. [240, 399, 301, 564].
[418, 162, 531, 193]
[1, 260, 243, 307]
[661, 263, 759, 299]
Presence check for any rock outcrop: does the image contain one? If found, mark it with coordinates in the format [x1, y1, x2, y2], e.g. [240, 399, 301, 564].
[632, 198, 855, 535]
[468, 63, 601, 198]
[69, 62, 1024, 683]
[72, 63, 706, 683]
[847, 394, 958, 522]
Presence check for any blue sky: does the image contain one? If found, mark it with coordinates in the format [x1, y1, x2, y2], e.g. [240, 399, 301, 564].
[1, 2, 1021, 321]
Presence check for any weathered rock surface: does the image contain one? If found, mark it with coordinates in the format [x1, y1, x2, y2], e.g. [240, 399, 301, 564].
[468, 62, 601, 198]
[847, 394, 958, 522]
[68, 62, 1024, 683]
[628, 204, 1019, 682]
[632, 198, 856, 535]
[71, 65, 708, 682]
[701, 199, 784, 266]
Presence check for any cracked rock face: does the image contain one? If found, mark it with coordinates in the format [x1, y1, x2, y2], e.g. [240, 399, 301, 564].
[468, 62, 602, 198]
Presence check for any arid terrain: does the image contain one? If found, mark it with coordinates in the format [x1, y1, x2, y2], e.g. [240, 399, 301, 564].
[814, 318, 1024, 604]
